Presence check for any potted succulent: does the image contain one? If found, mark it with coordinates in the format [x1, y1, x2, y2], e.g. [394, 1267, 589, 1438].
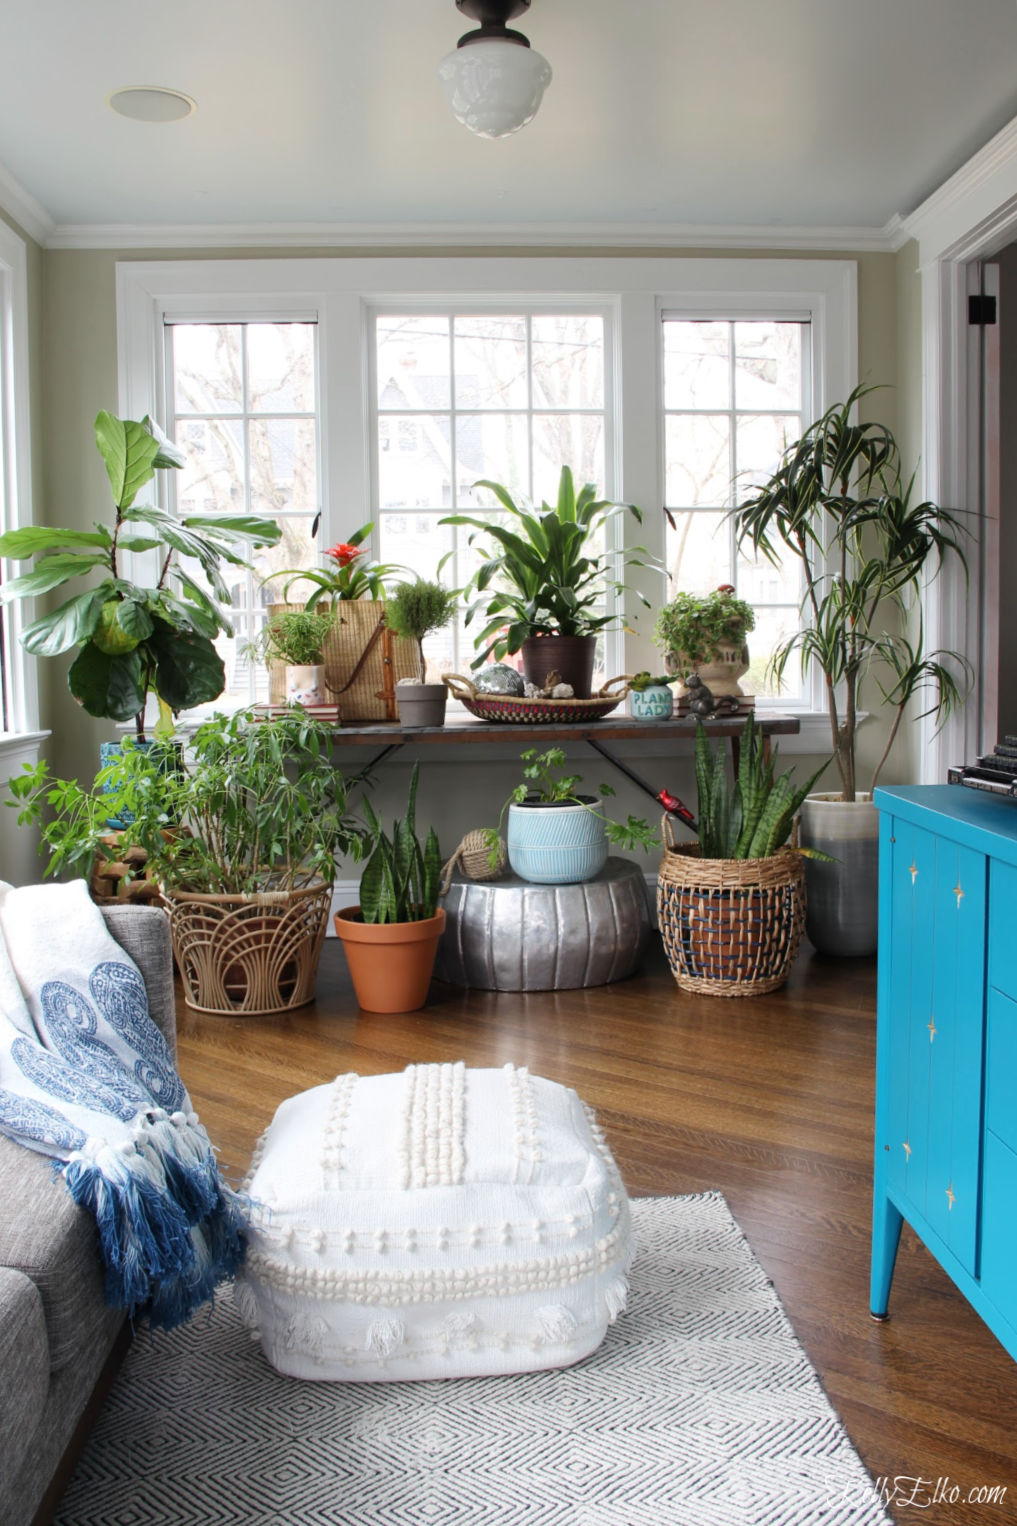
[441, 466, 659, 698]
[627, 671, 677, 720]
[0, 411, 281, 741]
[495, 746, 658, 885]
[8, 709, 365, 1016]
[253, 608, 335, 707]
[734, 384, 970, 955]
[385, 578, 457, 728]
[263, 522, 417, 721]
[657, 718, 826, 996]
[333, 764, 445, 1013]
[653, 586, 755, 708]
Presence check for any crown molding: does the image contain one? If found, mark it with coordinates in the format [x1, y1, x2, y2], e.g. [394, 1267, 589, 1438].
[902, 111, 1017, 263]
[41, 217, 898, 254]
[0, 160, 55, 248]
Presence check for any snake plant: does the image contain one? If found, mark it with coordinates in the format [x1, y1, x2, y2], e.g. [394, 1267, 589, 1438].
[694, 717, 827, 860]
[358, 763, 442, 923]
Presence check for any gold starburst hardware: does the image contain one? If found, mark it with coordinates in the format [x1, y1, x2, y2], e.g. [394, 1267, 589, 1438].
[953, 883, 964, 908]
[946, 1183, 956, 1210]
[909, 862, 918, 884]
[927, 1017, 937, 1042]
[903, 1141, 912, 1160]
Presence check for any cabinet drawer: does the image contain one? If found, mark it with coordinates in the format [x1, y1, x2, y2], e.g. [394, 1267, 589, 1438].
[989, 857, 1017, 998]
[987, 988, 1017, 1154]
[981, 1130, 1017, 1335]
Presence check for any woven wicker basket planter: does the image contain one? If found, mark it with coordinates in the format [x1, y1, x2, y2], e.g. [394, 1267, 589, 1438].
[165, 880, 333, 1016]
[657, 833, 805, 998]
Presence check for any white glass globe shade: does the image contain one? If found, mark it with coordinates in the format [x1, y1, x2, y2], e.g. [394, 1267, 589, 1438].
[438, 39, 552, 139]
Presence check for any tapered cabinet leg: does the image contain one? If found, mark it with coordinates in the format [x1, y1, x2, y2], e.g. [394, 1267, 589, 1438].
[870, 1193, 904, 1319]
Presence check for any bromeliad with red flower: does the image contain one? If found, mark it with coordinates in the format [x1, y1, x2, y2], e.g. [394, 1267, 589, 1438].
[265, 523, 407, 608]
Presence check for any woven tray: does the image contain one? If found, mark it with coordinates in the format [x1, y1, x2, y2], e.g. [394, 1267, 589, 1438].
[443, 674, 628, 724]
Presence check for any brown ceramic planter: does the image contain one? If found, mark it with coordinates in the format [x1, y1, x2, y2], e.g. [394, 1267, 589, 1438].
[520, 634, 596, 698]
[333, 906, 446, 1013]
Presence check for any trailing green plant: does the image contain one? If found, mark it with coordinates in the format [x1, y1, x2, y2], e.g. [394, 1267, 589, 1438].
[267, 522, 406, 608]
[385, 579, 457, 682]
[629, 671, 676, 691]
[254, 608, 335, 667]
[693, 717, 827, 860]
[441, 466, 661, 668]
[653, 586, 755, 669]
[0, 412, 281, 740]
[485, 746, 658, 866]
[735, 384, 970, 801]
[7, 709, 365, 895]
[358, 763, 442, 924]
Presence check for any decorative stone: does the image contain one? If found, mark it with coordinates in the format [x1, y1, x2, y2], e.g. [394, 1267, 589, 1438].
[434, 857, 651, 991]
[474, 663, 525, 696]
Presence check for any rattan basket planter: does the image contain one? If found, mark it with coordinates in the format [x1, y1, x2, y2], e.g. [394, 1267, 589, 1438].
[656, 836, 805, 998]
[165, 880, 333, 1016]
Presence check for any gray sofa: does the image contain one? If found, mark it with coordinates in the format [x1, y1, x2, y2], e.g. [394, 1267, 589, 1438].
[0, 904, 176, 1526]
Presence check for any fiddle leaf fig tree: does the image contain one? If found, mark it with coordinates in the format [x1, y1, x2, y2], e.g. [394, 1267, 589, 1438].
[735, 385, 970, 801]
[0, 411, 282, 740]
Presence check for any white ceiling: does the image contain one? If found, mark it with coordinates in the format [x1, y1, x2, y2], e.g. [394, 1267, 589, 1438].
[3, 0, 1017, 245]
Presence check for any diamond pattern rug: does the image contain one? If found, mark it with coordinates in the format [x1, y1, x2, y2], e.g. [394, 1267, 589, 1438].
[55, 1194, 890, 1526]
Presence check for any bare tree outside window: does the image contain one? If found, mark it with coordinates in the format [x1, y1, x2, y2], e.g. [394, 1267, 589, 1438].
[167, 321, 319, 705]
[663, 319, 808, 702]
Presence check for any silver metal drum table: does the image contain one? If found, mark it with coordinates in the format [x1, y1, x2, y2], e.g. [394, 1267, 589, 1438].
[434, 856, 651, 992]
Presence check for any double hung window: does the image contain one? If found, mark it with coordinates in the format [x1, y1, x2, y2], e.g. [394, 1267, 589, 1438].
[0, 220, 38, 746]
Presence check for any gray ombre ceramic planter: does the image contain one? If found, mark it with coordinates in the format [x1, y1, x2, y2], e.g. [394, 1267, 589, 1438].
[507, 798, 609, 884]
[799, 793, 879, 956]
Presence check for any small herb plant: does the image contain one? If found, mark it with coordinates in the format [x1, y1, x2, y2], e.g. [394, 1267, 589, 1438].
[359, 763, 442, 924]
[256, 609, 335, 667]
[8, 709, 365, 894]
[629, 671, 676, 692]
[654, 587, 755, 669]
[385, 579, 457, 682]
[487, 747, 658, 862]
[694, 717, 827, 860]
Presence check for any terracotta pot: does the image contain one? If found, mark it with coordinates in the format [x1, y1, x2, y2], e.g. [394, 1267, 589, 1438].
[520, 634, 596, 699]
[334, 906, 447, 1013]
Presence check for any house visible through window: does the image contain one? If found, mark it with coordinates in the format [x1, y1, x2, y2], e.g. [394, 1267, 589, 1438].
[165, 319, 319, 705]
[662, 318, 809, 703]
[373, 312, 607, 680]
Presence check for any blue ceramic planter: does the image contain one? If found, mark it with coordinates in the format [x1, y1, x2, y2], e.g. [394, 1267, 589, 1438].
[629, 685, 673, 720]
[507, 799, 609, 885]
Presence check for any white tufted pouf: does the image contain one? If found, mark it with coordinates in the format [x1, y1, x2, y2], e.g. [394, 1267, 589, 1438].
[235, 1062, 633, 1382]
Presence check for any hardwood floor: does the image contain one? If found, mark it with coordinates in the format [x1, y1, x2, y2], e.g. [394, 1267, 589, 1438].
[176, 938, 1017, 1526]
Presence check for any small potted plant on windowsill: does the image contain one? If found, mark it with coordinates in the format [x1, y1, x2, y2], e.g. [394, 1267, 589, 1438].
[333, 763, 445, 1014]
[653, 586, 755, 711]
[441, 466, 660, 699]
[627, 672, 677, 720]
[253, 608, 335, 708]
[385, 578, 457, 728]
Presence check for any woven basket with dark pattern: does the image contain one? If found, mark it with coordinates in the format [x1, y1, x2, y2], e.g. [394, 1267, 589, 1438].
[443, 673, 628, 724]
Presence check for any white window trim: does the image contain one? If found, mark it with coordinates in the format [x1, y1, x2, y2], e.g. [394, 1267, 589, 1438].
[116, 256, 856, 745]
[0, 219, 43, 756]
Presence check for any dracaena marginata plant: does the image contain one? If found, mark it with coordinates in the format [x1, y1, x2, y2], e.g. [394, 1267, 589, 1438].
[0, 412, 281, 741]
[734, 385, 971, 801]
[441, 466, 660, 668]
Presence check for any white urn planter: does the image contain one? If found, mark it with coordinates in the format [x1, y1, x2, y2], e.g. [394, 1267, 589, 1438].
[799, 793, 879, 957]
[664, 643, 749, 702]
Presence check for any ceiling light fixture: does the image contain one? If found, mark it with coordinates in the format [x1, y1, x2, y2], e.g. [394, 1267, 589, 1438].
[107, 87, 197, 123]
[438, 1, 552, 140]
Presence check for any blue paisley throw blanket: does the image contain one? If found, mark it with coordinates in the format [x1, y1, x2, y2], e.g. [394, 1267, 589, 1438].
[0, 879, 246, 1328]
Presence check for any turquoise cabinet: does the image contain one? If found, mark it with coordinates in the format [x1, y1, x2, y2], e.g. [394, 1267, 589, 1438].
[871, 785, 1017, 1364]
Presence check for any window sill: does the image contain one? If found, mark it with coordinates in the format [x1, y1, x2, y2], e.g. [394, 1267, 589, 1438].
[0, 729, 49, 763]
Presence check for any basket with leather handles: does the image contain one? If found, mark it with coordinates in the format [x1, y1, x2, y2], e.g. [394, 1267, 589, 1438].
[267, 603, 418, 722]
[443, 673, 629, 723]
[656, 813, 805, 997]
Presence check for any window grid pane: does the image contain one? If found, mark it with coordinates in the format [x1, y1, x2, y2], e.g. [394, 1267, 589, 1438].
[167, 321, 319, 708]
[662, 318, 807, 706]
[374, 312, 607, 679]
